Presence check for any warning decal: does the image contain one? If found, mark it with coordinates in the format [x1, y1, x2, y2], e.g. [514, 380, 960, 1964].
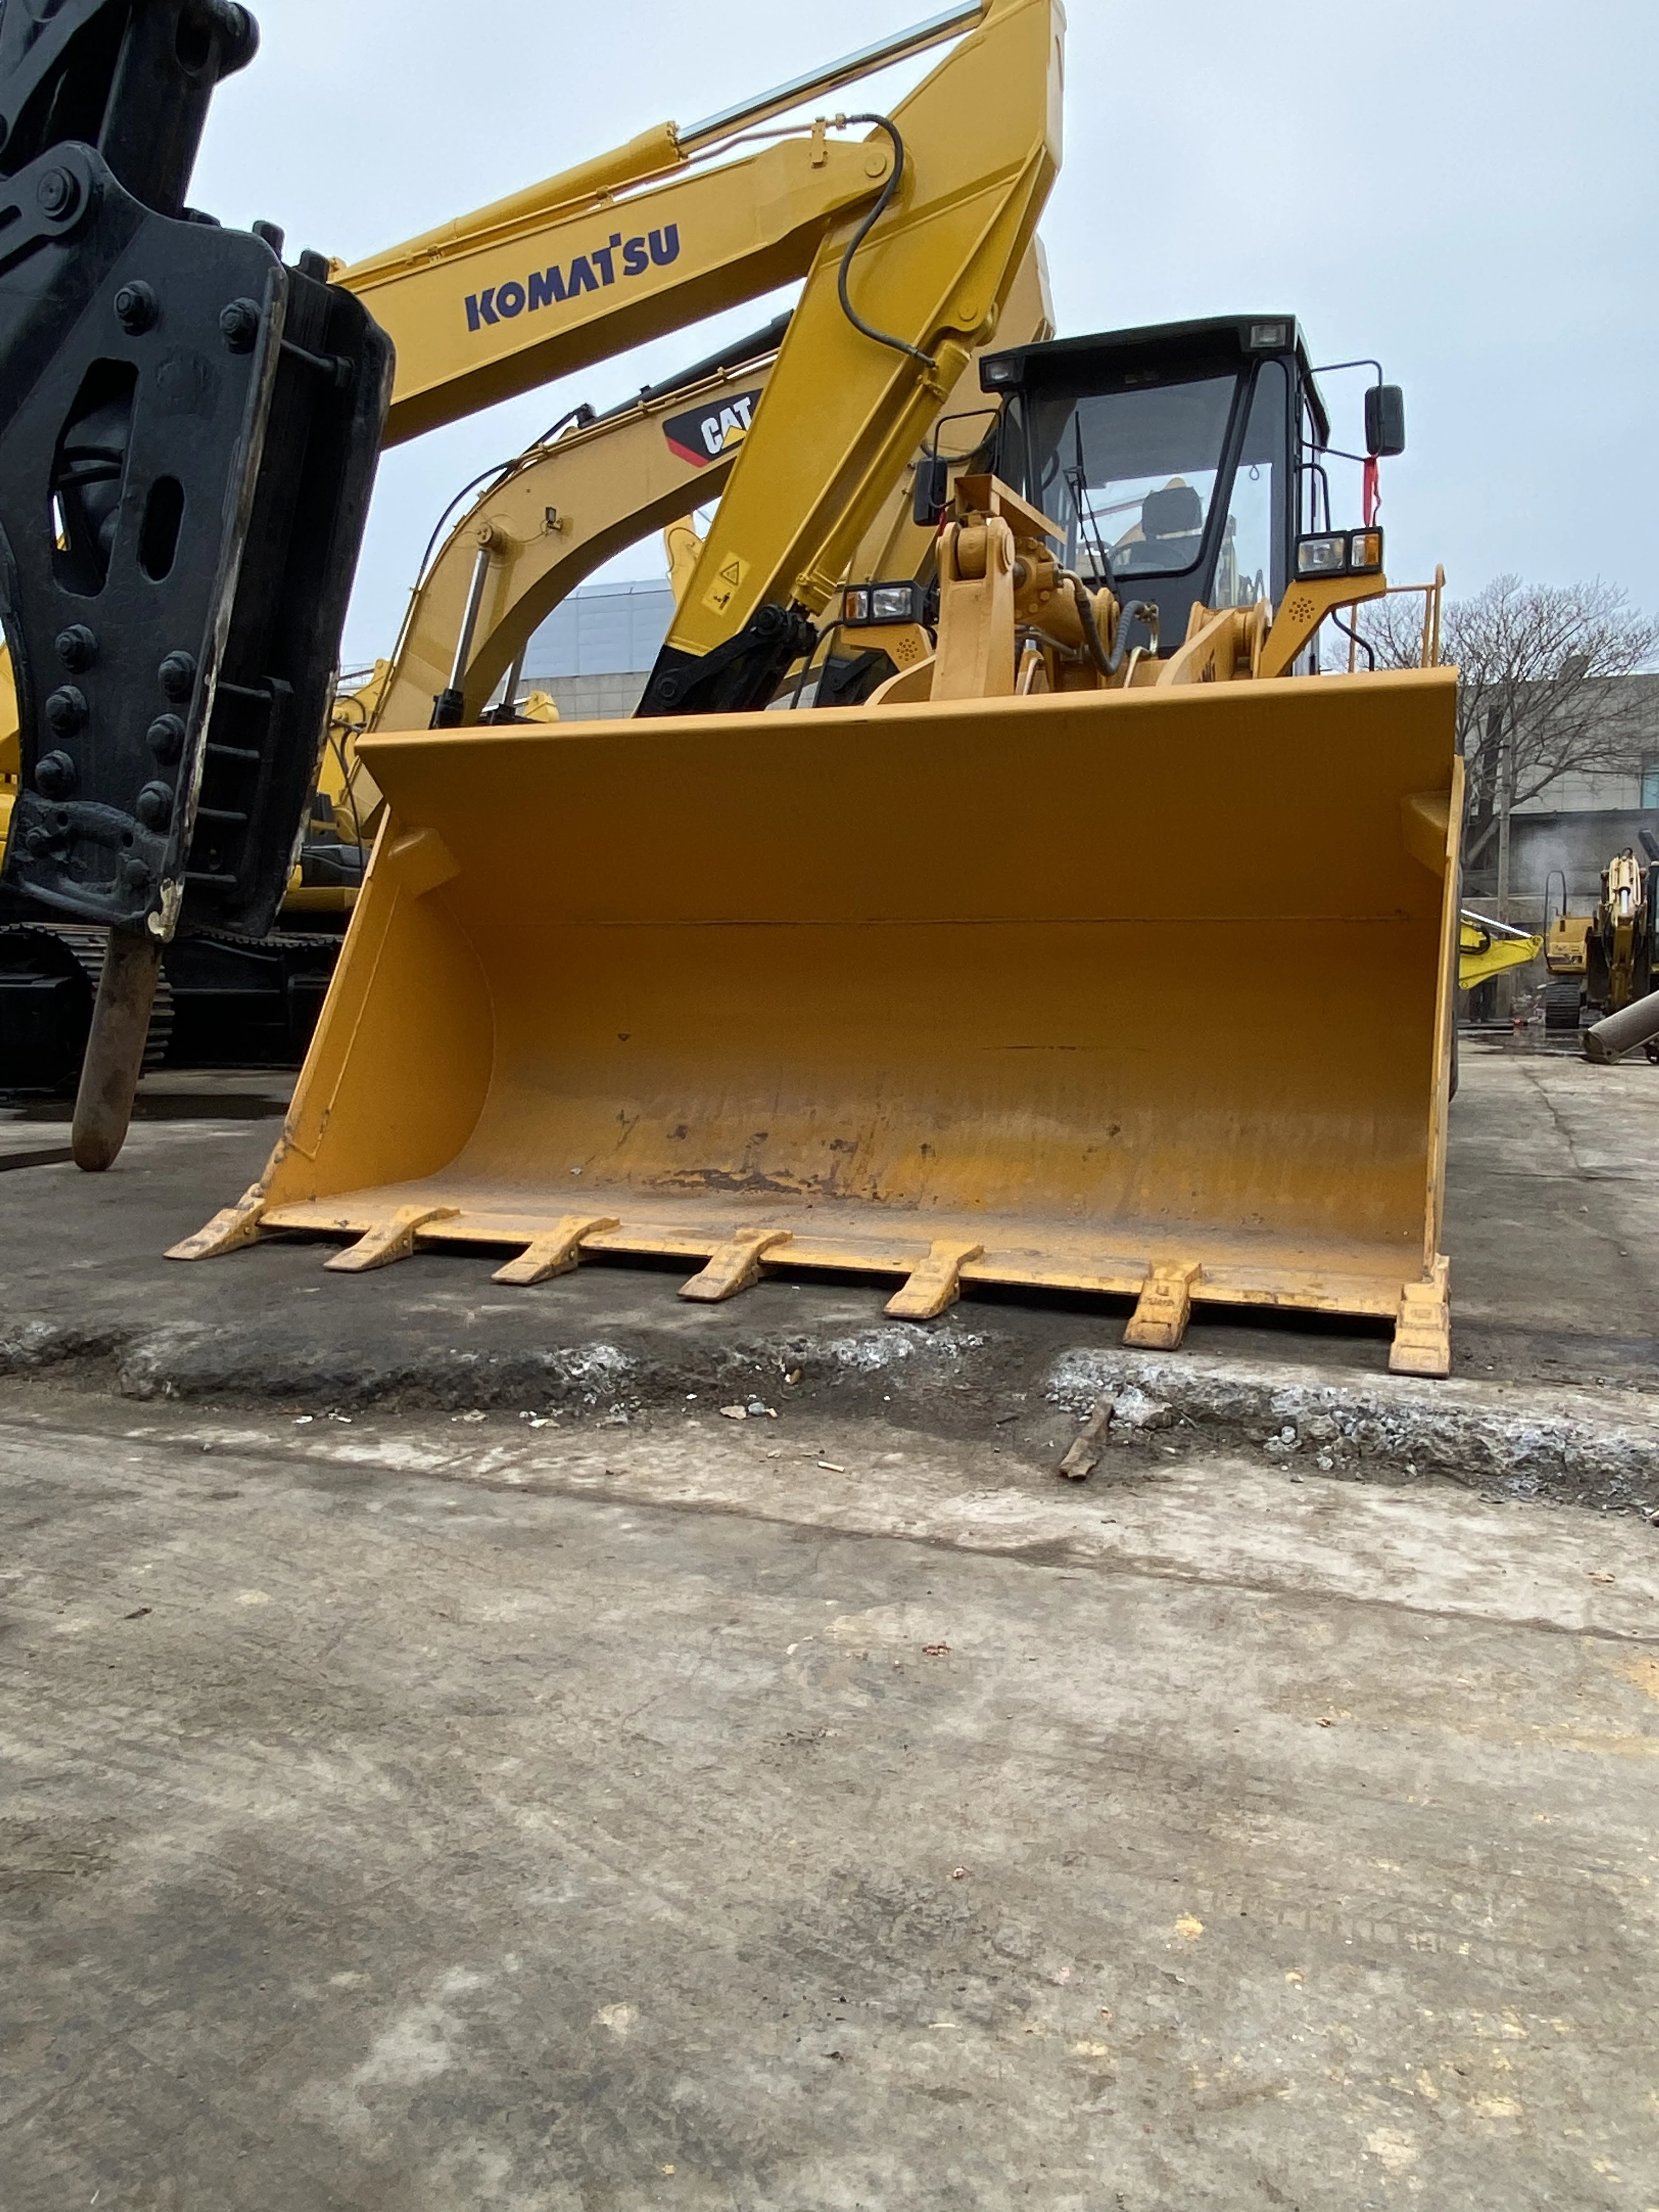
[702, 554, 750, 616]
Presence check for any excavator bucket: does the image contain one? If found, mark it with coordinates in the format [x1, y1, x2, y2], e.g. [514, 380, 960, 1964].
[175, 666, 1462, 1374]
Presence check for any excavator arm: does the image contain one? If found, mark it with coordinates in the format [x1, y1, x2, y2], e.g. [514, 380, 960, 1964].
[334, 0, 1046, 450]
[330, 0, 1060, 712]
[372, 239, 1052, 744]
[645, 0, 1060, 710]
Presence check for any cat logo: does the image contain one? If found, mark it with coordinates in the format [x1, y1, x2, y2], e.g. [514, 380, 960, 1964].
[662, 388, 764, 469]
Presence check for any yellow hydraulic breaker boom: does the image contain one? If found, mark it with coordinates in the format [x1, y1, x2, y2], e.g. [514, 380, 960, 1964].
[176, 312, 1464, 1378]
[1458, 912, 1542, 993]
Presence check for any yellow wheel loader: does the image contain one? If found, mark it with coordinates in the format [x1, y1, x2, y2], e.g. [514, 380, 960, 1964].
[177, 313, 1460, 1378]
[0, 3, 1459, 1373]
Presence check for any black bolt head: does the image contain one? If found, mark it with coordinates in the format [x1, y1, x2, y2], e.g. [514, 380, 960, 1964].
[146, 714, 187, 765]
[136, 782, 174, 832]
[35, 749, 78, 798]
[37, 166, 78, 219]
[119, 856, 151, 891]
[43, 686, 87, 736]
[55, 624, 97, 672]
[219, 297, 261, 352]
[158, 651, 197, 702]
[114, 280, 158, 335]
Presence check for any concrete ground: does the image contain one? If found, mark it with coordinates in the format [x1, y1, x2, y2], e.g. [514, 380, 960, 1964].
[3, 1392, 1657, 2210]
[4, 1043, 1659, 2204]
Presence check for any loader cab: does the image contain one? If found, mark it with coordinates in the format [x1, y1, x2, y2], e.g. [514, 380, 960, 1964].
[980, 315, 1328, 653]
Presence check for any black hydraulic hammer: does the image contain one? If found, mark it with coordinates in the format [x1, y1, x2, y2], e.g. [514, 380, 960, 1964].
[0, 0, 392, 1165]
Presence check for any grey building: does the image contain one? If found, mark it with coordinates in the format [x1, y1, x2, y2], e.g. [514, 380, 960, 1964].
[521, 578, 677, 720]
[1462, 673, 1659, 926]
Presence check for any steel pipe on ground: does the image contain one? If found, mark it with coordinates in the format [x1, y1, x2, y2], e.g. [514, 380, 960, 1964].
[1584, 988, 1659, 1064]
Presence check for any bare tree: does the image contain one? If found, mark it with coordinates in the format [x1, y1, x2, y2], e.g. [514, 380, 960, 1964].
[1352, 575, 1659, 866]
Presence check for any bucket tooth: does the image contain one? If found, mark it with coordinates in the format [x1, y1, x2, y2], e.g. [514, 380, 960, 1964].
[167, 1184, 270, 1262]
[1124, 1260, 1203, 1350]
[679, 1228, 794, 1303]
[493, 1215, 621, 1286]
[1388, 1257, 1451, 1378]
[324, 1203, 461, 1274]
[885, 1239, 984, 1321]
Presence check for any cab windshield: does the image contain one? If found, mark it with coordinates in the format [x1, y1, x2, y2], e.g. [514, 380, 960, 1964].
[1025, 373, 1241, 587]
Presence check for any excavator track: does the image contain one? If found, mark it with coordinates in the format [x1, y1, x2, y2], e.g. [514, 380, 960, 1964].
[0, 926, 173, 1096]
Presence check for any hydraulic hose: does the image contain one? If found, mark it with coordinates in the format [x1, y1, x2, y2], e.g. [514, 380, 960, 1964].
[1063, 571, 1159, 675]
[833, 114, 936, 368]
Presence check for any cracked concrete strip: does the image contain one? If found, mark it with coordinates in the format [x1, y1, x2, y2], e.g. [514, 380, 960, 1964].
[35, 1405, 1659, 1643]
[1046, 1346, 1659, 1509]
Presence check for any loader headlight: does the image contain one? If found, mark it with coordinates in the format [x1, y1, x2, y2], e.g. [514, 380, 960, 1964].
[1295, 527, 1385, 578]
[1296, 534, 1348, 577]
[844, 580, 924, 627]
[871, 582, 924, 623]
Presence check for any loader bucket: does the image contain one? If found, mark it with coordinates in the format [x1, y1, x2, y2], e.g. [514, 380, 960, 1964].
[176, 668, 1462, 1373]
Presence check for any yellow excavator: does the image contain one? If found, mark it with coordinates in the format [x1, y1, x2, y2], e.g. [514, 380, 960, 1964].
[1542, 851, 1658, 1033]
[1, 2, 1460, 1375]
[1458, 911, 1542, 995]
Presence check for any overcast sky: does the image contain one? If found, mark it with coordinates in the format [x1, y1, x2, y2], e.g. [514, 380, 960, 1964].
[189, 0, 1659, 667]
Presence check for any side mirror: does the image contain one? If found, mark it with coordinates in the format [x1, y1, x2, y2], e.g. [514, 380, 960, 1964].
[1365, 383, 1406, 458]
[912, 454, 951, 529]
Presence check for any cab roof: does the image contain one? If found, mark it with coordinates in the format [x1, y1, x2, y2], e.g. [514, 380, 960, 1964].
[981, 314, 1329, 447]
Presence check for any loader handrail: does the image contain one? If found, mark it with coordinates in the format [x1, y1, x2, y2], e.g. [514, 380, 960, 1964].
[1344, 564, 1447, 671]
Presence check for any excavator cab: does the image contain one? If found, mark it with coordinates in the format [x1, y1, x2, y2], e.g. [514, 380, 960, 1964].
[981, 317, 1318, 647]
